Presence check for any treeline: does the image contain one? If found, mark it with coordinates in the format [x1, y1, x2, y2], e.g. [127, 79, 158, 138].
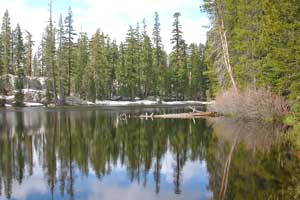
[0, 5, 209, 104]
[202, 0, 300, 100]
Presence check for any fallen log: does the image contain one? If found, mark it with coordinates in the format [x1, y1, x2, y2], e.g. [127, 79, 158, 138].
[140, 111, 218, 119]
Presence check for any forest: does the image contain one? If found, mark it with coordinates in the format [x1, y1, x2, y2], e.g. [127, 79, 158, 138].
[0, 4, 208, 106]
[203, 0, 300, 99]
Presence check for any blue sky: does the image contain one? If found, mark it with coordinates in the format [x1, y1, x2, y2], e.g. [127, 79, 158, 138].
[0, 0, 209, 52]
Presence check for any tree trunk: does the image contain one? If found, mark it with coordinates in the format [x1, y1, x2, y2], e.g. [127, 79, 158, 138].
[216, 7, 238, 93]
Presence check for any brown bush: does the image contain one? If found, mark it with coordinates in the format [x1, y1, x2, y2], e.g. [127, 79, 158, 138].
[208, 88, 289, 119]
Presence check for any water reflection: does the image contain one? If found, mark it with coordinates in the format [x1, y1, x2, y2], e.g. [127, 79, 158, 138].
[0, 108, 298, 200]
[0, 108, 213, 200]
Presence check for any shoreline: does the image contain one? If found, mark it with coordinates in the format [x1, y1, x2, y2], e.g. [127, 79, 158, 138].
[1, 100, 215, 109]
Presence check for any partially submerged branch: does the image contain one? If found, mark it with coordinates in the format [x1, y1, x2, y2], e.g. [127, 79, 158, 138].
[140, 111, 218, 119]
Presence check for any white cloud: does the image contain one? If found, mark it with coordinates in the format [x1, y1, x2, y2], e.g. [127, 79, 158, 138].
[0, 0, 209, 53]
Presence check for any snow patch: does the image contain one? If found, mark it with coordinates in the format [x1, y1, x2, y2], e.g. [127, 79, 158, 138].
[162, 101, 215, 105]
[5, 95, 15, 100]
[95, 100, 159, 106]
[86, 101, 95, 105]
[24, 102, 45, 107]
[94, 100, 212, 106]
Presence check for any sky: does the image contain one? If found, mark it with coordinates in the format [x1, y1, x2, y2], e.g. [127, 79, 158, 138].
[0, 0, 209, 53]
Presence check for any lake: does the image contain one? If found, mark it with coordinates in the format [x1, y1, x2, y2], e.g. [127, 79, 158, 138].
[0, 106, 298, 200]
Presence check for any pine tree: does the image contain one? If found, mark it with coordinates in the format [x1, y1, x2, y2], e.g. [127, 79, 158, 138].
[13, 24, 25, 72]
[74, 32, 89, 98]
[116, 42, 126, 95]
[57, 14, 67, 103]
[0, 34, 4, 94]
[89, 29, 105, 100]
[140, 19, 153, 97]
[170, 12, 187, 99]
[32, 53, 41, 77]
[110, 40, 119, 97]
[43, 1, 57, 102]
[152, 12, 167, 95]
[64, 7, 76, 96]
[1, 10, 11, 78]
[104, 36, 116, 98]
[24, 30, 33, 77]
[12, 25, 25, 106]
[124, 26, 139, 100]
[188, 43, 208, 100]
[14, 67, 24, 106]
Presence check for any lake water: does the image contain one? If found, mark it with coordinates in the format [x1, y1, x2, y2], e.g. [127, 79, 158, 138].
[0, 106, 298, 200]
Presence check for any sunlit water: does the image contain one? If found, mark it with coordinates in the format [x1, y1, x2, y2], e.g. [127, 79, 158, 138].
[0, 106, 298, 200]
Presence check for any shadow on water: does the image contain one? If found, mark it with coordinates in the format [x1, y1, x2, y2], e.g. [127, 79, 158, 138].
[0, 107, 299, 199]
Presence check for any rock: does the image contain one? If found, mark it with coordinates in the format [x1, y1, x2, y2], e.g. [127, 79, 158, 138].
[111, 96, 122, 101]
[41, 97, 48, 105]
[65, 96, 85, 105]
[145, 96, 157, 101]
[134, 97, 141, 101]
[121, 96, 132, 101]
[24, 78, 42, 90]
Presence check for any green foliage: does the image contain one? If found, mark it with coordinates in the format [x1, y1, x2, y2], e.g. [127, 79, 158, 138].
[14, 68, 24, 106]
[24, 31, 33, 76]
[1, 10, 11, 77]
[203, 0, 300, 100]
[64, 7, 76, 96]
[12, 24, 25, 73]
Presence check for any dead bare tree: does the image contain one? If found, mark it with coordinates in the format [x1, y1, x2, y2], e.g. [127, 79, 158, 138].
[203, 0, 238, 93]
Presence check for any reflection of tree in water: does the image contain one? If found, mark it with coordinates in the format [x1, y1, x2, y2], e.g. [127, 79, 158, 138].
[206, 117, 300, 200]
[0, 110, 212, 198]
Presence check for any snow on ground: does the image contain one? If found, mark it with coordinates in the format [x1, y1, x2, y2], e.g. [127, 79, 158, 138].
[162, 101, 215, 105]
[95, 100, 213, 106]
[95, 100, 159, 106]
[24, 102, 45, 107]
[5, 95, 15, 100]
[5, 104, 12, 107]
[86, 101, 95, 105]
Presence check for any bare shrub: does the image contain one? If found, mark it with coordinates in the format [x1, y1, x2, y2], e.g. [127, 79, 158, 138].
[209, 87, 289, 119]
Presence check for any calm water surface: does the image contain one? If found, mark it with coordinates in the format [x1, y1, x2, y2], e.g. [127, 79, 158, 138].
[0, 106, 298, 200]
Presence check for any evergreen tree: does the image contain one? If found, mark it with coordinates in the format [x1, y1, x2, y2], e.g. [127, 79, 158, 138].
[89, 29, 107, 100]
[24, 30, 33, 77]
[74, 32, 89, 98]
[12, 25, 25, 106]
[14, 67, 24, 106]
[64, 7, 76, 96]
[116, 42, 126, 95]
[43, 1, 57, 102]
[170, 12, 187, 99]
[152, 12, 167, 96]
[1, 10, 11, 78]
[110, 40, 119, 97]
[13, 24, 25, 72]
[0, 34, 4, 94]
[140, 19, 153, 97]
[32, 53, 41, 77]
[188, 43, 208, 100]
[56, 14, 67, 103]
[124, 26, 139, 100]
